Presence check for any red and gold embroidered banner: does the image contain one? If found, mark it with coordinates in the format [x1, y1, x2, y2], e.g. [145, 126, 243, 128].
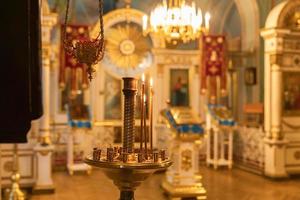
[59, 24, 89, 95]
[200, 35, 227, 102]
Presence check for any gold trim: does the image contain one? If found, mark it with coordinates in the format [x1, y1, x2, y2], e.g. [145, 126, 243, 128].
[39, 129, 51, 132]
[84, 156, 172, 170]
[38, 150, 51, 156]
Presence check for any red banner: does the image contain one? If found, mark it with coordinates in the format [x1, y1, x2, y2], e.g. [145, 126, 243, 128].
[200, 35, 227, 100]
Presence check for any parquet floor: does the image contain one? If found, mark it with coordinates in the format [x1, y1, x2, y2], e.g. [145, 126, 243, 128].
[31, 167, 300, 200]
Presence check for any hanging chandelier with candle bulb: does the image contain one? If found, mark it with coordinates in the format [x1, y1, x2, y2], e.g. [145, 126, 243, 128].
[143, 0, 211, 44]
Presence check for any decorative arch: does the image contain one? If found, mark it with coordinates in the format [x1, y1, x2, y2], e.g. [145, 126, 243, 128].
[210, 0, 259, 51]
[234, 0, 260, 51]
[265, 0, 300, 29]
[90, 8, 161, 48]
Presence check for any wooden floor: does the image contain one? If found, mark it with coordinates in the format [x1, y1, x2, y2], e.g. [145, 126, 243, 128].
[31, 167, 300, 200]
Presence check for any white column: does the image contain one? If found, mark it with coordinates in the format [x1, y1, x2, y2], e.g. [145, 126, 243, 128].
[271, 64, 282, 140]
[264, 63, 287, 178]
[34, 51, 55, 193]
[264, 54, 272, 139]
[39, 59, 51, 143]
[34, 0, 57, 192]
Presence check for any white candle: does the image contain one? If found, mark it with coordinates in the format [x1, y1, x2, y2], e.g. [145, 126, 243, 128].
[205, 12, 211, 32]
[143, 15, 148, 32]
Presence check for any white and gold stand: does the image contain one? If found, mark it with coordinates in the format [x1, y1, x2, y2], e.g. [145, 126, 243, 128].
[205, 105, 234, 170]
[67, 130, 91, 175]
[206, 126, 233, 169]
[33, 144, 55, 194]
[161, 107, 206, 200]
[162, 135, 206, 200]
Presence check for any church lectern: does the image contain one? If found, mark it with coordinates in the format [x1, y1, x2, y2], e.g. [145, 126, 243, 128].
[66, 104, 92, 175]
[161, 107, 206, 200]
[206, 104, 235, 169]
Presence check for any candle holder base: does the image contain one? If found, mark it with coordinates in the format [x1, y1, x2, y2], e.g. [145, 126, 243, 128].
[85, 155, 172, 200]
[4, 173, 26, 200]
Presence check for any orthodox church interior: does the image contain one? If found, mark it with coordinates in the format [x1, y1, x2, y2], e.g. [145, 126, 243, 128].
[2, 0, 300, 199]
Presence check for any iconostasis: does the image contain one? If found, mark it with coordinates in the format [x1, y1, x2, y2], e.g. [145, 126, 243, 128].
[16, 0, 261, 180]
[46, 5, 207, 169]
[88, 7, 204, 148]
[46, 1, 256, 171]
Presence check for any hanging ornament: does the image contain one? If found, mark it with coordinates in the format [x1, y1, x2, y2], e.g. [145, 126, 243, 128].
[59, 25, 90, 95]
[63, 0, 105, 81]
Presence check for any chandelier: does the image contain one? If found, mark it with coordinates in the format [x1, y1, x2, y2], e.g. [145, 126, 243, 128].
[143, 0, 211, 44]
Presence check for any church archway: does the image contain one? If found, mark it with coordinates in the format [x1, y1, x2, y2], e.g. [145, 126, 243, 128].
[234, 0, 260, 51]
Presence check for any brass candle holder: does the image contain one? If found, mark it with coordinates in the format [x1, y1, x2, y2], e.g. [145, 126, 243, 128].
[5, 144, 26, 200]
[85, 77, 172, 200]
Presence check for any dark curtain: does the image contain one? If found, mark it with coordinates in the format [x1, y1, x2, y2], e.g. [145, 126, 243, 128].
[0, 0, 43, 143]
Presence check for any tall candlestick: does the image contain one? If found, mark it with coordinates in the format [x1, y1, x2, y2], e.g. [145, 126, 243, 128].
[149, 78, 153, 152]
[143, 94, 148, 156]
[140, 74, 145, 151]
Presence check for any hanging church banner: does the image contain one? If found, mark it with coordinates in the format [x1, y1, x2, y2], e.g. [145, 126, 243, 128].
[200, 35, 227, 101]
[59, 24, 90, 95]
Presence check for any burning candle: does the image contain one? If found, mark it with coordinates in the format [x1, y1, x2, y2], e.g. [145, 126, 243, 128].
[149, 78, 153, 152]
[140, 74, 145, 151]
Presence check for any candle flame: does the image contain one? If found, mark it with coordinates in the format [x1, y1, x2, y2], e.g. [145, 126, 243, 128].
[150, 77, 153, 87]
[144, 94, 147, 102]
[142, 73, 145, 82]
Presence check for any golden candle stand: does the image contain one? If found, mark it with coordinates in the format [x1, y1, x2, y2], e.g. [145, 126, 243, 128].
[85, 77, 172, 200]
[4, 144, 26, 200]
[85, 151, 172, 200]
